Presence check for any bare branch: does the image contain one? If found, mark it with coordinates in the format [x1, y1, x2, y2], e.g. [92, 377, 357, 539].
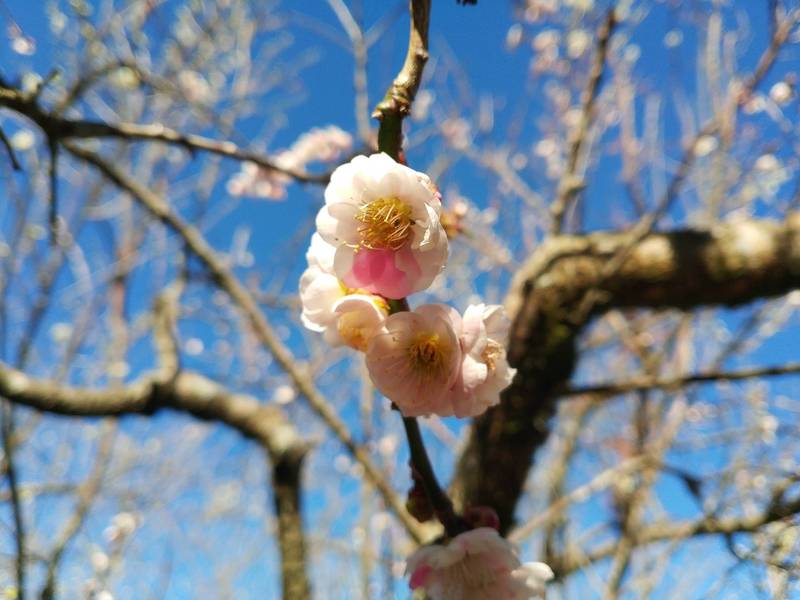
[0, 83, 329, 184]
[550, 9, 618, 234]
[561, 361, 800, 398]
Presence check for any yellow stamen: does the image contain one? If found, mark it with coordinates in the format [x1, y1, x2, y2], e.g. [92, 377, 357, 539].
[337, 313, 371, 351]
[407, 333, 449, 377]
[355, 197, 413, 250]
[481, 340, 503, 373]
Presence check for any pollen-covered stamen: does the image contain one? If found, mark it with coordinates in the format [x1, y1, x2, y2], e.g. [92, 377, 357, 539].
[337, 312, 371, 351]
[481, 340, 503, 373]
[355, 197, 414, 250]
[407, 332, 450, 377]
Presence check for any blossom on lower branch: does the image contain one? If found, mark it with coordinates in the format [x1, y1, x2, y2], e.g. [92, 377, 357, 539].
[406, 528, 553, 600]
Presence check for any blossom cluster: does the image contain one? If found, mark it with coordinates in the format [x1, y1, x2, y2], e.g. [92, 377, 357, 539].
[228, 125, 353, 200]
[299, 153, 516, 418]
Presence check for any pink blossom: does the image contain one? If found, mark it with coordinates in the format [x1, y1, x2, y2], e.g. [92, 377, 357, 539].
[365, 304, 461, 416]
[299, 234, 387, 350]
[316, 153, 448, 299]
[447, 304, 516, 418]
[406, 528, 553, 600]
[228, 126, 352, 200]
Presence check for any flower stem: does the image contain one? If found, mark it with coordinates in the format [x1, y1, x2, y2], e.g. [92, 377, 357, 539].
[402, 416, 467, 538]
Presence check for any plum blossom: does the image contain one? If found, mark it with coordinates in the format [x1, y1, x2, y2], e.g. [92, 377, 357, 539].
[365, 304, 461, 416]
[316, 153, 448, 299]
[300, 234, 388, 350]
[228, 126, 352, 200]
[448, 304, 516, 418]
[406, 527, 553, 600]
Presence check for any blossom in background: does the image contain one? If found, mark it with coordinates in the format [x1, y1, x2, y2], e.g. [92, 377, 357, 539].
[448, 304, 516, 417]
[365, 304, 461, 416]
[316, 153, 448, 299]
[300, 234, 388, 350]
[227, 125, 352, 200]
[406, 527, 553, 600]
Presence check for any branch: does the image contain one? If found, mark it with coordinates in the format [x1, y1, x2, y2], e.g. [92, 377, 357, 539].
[561, 361, 800, 398]
[372, 0, 430, 159]
[552, 480, 800, 577]
[550, 9, 618, 234]
[0, 83, 329, 184]
[452, 213, 800, 533]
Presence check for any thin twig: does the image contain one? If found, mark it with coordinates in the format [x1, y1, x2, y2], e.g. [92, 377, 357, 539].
[550, 9, 618, 234]
[0, 125, 21, 170]
[561, 361, 800, 398]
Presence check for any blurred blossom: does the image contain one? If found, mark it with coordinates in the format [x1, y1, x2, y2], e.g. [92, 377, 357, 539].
[412, 89, 435, 121]
[49, 322, 73, 343]
[273, 384, 296, 405]
[506, 24, 523, 51]
[743, 94, 767, 114]
[7, 24, 35, 55]
[693, 135, 718, 157]
[769, 81, 793, 105]
[20, 72, 42, 94]
[227, 126, 352, 200]
[532, 30, 559, 52]
[441, 118, 472, 150]
[523, 0, 558, 22]
[10, 130, 35, 151]
[760, 415, 778, 444]
[378, 434, 398, 456]
[185, 338, 204, 355]
[90, 550, 109, 573]
[566, 29, 591, 58]
[565, 0, 594, 11]
[109, 67, 139, 90]
[664, 29, 683, 48]
[623, 44, 641, 63]
[178, 69, 212, 103]
[754, 153, 779, 172]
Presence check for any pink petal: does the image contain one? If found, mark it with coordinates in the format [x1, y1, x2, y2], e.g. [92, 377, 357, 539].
[409, 565, 432, 590]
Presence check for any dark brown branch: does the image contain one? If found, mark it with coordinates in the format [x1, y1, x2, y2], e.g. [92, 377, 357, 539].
[453, 214, 800, 533]
[0, 83, 329, 184]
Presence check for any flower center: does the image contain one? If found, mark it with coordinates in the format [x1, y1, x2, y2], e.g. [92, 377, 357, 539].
[355, 197, 414, 250]
[481, 340, 503, 373]
[337, 313, 371, 351]
[407, 333, 449, 377]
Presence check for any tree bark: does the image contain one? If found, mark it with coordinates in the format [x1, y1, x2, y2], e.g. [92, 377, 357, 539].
[452, 214, 800, 533]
